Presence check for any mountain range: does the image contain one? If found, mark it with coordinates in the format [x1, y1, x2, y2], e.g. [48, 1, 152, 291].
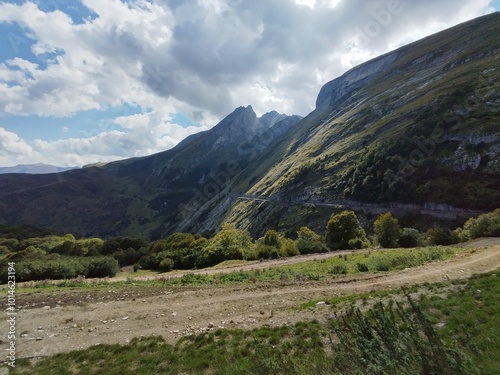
[0, 164, 78, 174]
[0, 12, 498, 239]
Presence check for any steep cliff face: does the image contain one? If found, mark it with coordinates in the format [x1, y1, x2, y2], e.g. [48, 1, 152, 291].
[315, 51, 399, 110]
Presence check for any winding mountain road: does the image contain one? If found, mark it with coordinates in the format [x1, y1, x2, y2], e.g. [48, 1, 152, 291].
[233, 193, 485, 219]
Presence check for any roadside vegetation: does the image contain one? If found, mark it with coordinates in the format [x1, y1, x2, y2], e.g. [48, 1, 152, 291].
[0, 209, 498, 283]
[11, 269, 500, 375]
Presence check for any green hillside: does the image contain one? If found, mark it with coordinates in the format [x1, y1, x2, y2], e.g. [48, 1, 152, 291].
[223, 12, 500, 236]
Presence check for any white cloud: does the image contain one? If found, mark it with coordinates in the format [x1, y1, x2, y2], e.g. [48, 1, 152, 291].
[0, 109, 209, 167]
[0, 0, 495, 166]
[0, 127, 41, 166]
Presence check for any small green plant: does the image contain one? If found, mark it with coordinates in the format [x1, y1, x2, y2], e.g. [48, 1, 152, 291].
[330, 264, 348, 275]
[356, 262, 369, 272]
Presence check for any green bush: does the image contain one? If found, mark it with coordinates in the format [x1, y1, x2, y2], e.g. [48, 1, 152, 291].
[159, 258, 174, 272]
[425, 226, 459, 246]
[201, 224, 253, 267]
[399, 227, 422, 248]
[0, 256, 119, 282]
[458, 209, 500, 241]
[83, 257, 120, 278]
[348, 237, 368, 249]
[279, 238, 300, 257]
[296, 227, 326, 254]
[0, 238, 19, 251]
[356, 262, 369, 272]
[138, 255, 158, 270]
[263, 230, 281, 248]
[373, 256, 392, 271]
[0, 245, 11, 255]
[330, 264, 348, 275]
[256, 243, 279, 260]
[6, 246, 46, 260]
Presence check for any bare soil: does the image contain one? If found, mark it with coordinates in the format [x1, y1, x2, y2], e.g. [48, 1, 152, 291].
[3, 238, 500, 360]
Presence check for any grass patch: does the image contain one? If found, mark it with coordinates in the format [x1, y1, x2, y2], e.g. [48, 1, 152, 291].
[6, 246, 467, 293]
[212, 259, 256, 269]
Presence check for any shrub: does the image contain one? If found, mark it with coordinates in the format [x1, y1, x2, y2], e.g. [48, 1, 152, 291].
[357, 262, 369, 272]
[0, 245, 11, 255]
[263, 230, 281, 248]
[425, 227, 459, 246]
[458, 209, 500, 241]
[256, 243, 279, 260]
[279, 238, 300, 257]
[399, 228, 422, 248]
[373, 256, 391, 272]
[159, 258, 174, 272]
[296, 227, 326, 254]
[348, 237, 369, 249]
[0, 256, 118, 282]
[0, 238, 19, 251]
[330, 264, 348, 275]
[138, 255, 158, 270]
[6, 246, 46, 260]
[86, 257, 120, 278]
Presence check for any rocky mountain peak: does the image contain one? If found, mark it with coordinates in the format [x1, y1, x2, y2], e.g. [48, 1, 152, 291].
[258, 111, 288, 128]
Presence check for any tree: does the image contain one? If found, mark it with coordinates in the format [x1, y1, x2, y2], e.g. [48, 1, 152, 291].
[296, 227, 326, 254]
[256, 230, 282, 260]
[263, 230, 281, 248]
[374, 212, 401, 248]
[399, 228, 422, 248]
[425, 226, 459, 246]
[149, 233, 208, 270]
[458, 209, 500, 241]
[326, 211, 367, 250]
[202, 224, 253, 267]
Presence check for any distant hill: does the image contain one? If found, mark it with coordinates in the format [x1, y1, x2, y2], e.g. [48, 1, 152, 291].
[0, 163, 78, 174]
[0, 13, 498, 239]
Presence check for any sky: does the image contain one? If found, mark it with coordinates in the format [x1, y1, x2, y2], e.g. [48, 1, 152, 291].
[0, 0, 498, 167]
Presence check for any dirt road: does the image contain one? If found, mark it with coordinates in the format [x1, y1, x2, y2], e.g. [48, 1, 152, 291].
[4, 238, 500, 360]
